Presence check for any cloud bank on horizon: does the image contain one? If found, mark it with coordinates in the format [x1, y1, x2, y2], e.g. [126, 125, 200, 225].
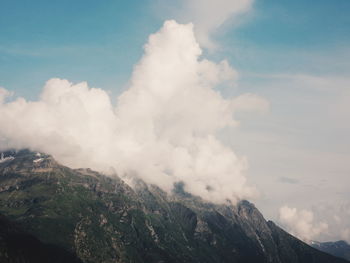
[0, 20, 268, 203]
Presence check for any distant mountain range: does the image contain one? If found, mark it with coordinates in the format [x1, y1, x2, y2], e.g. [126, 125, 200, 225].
[312, 240, 350, 261]
[0, 149, 348, 263]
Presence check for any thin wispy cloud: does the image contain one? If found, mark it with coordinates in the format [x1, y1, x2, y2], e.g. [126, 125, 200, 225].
[164, 0, 253, 49]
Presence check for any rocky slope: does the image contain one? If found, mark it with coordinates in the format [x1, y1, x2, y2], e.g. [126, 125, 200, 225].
[0, 150, 347, 263]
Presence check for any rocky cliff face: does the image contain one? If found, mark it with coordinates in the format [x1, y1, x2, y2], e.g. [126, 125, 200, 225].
[0, 150, 347, 263]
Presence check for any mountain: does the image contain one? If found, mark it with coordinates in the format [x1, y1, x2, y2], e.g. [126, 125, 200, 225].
[312, 241, 350, 261]
[0, 149, 347, 263]
[0, 213, 82, 263]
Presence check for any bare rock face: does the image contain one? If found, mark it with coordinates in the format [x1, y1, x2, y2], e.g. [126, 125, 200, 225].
[0, 150, 348, 263]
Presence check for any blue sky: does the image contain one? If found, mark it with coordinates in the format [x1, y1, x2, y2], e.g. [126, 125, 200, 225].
[1, 0, 349, 98]
[1, 0, 350, 242]
[0, 0, 159, 98]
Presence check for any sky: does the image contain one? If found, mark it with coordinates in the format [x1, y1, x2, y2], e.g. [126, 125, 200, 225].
[1, 0, 350, 243]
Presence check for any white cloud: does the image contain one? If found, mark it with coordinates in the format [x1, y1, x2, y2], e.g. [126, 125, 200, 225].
[312, 202, 350, 243]
[0, 20, 267, 204]
[174, 0, 253, 49]
[0, 87, 12, 104]
[279, 206, 328, 242]
[341, 228, 350, 243]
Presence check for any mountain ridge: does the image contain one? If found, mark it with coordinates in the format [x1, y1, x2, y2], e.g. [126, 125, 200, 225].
[0, 149, 347, 263]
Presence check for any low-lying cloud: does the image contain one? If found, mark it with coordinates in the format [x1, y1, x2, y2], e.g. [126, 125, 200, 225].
[0, 20, 268, 203]
[279, 205, 328, 242]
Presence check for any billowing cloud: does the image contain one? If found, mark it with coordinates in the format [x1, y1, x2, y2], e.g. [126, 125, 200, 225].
[174, 0, 253, 49]
[279, 206, 328, 242]
[0, 20, 267, 203]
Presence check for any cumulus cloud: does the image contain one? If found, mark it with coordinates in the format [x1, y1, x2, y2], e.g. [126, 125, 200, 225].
[279, 206, 328, 242]
[0, 20, 267, 203]
[174, 0, 253, 49]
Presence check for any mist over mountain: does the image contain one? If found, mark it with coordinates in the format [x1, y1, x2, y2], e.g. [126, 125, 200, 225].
[0, 150, 347, 263]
